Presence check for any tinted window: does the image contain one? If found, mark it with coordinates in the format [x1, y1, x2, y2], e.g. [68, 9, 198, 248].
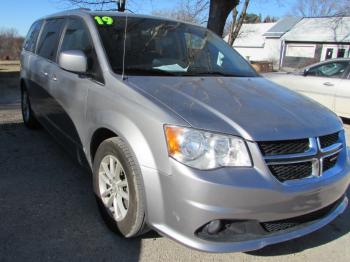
[308, 62, 349, 78]
[37, 19, 65, 61]
[337, 49, 346, 58]
[94, 16, 257, 77]
[60, 18, 104, 83]
[23, 20, 43, 52]
[61, 18, 91, 53]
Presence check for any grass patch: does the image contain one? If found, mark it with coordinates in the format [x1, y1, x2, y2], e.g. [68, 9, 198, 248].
[0, 60, 20, 73]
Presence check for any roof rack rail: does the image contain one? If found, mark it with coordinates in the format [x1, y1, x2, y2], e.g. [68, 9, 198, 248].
[67, 8, 91, 12]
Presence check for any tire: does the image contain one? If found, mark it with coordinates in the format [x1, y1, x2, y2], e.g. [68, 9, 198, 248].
[93, 137, 148, 237]
[21, 87, 40, 129]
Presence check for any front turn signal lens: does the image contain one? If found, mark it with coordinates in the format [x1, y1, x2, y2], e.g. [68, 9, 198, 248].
[165, 126, 183, 155]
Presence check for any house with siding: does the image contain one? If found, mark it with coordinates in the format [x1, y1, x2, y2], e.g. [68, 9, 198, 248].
[228, 16, 350, 71]
[281, 17, 350, 70]
[226, 16, 301, 70]
[224, 22, 276, 63]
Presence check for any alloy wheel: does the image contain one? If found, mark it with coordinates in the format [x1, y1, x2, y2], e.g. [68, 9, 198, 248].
[98, 155, 130, 221]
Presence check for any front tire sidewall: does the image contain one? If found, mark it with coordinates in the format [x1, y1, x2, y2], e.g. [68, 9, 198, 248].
[93, 138, 145, 237]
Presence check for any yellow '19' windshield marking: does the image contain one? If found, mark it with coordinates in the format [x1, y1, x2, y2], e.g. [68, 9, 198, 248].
[94, 16, 114, 25]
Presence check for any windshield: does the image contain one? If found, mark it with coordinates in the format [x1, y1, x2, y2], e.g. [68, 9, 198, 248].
[93, 15, 258, 77]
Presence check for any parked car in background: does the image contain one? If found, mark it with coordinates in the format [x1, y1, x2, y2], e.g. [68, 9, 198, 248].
[264, 58, 350, 118]
[20, 10, 350, 253]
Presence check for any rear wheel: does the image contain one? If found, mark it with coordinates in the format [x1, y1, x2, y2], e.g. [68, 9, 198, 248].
[21, 87, 39, 129]
[93, 137, 148, 237]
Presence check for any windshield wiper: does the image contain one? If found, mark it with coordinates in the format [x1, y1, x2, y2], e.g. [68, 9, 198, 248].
[184, 71, 239, 77]
[122, 67, 178, 76]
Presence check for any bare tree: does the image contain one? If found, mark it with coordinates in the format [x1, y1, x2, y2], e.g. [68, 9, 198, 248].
[60, 0, 241, 36]
[292, 0, 346, 17]
[0, 28, 24, 60]
[58, 0, 133, 11]
[153, 0, 209, 24]
[228, 0, 250, 46]
[179, 0, 209, 24]
[61, 0, 117, 10]
[207, 0, 239, 36]
[337, 0, 350, 16]
[168, 0, 246, 37]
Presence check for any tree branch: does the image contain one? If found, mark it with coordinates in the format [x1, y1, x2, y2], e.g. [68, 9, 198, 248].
[228, 0, 250, 45]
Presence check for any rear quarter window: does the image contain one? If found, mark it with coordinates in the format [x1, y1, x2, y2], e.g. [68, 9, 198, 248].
[37, 18, 65, 61]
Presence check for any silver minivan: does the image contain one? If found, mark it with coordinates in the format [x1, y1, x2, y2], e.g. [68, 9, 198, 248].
[20, 10, 350, 253]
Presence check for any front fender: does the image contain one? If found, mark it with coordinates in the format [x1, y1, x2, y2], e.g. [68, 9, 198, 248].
[87, 110, 173, 224]
[87, 110, 166, 171]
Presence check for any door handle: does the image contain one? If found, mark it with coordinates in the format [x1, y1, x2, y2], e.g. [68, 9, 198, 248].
[52, 75, 58, 81]
[323, 82, 334, 86]
[42, 71, 48, 77]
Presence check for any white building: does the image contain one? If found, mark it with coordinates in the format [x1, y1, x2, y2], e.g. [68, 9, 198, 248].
[281, 17, 350, 70]
[226, 17, 301, 70]
[228, 16, 350, 70]
[225, 22, 277, 62]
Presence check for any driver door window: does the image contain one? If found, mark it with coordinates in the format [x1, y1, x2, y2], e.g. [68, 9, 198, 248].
[60, 18, 104, 83]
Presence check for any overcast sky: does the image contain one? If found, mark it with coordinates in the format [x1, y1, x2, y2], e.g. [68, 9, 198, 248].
[0, 0, 295, 36]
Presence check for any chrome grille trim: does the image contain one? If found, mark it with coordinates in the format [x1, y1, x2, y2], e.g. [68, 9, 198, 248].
[265, 143, 342, 164]
[267, 160, 318, 182]
[317, 138, 343, 153]
[260, 133, 344, 183]
[264, 138, 317, 161]
[258, 138, 310, 156]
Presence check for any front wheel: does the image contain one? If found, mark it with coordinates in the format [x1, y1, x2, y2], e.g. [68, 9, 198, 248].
[21, 87, 39, 129]
[93, 137, 148, 237]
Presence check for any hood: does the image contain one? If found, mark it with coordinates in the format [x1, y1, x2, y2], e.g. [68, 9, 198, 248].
[127, 76, 343, 141]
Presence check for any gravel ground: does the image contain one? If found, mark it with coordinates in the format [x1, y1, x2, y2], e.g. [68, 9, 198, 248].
[0, 70, 349, 262]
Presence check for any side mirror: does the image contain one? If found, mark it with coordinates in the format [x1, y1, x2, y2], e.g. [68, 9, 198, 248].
[303, 68, 309, 76]
[59, 50, 87, 74]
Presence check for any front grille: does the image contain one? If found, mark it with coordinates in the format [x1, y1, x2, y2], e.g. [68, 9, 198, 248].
[258, 139, 309, 156]
[260, 131, 343, 183]
[319, 132, 339, 149]
[262, 222, 298, 232]
[268, 162, 312, 182]
[323, 153, 339, 172]
[262, 196, 344, 233]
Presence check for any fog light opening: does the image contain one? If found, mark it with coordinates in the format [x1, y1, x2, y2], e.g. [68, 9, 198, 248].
[207, 220, 223, 235]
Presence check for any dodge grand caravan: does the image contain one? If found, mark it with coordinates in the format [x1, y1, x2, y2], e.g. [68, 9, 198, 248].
[20, 10, 350, 252]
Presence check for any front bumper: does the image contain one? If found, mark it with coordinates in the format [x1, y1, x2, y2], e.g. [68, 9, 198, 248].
[153, 196, 348, 253]
[141, 146, 350, 253]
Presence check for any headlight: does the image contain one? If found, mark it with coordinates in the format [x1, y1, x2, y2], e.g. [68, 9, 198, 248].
[164, 125, 252, 170]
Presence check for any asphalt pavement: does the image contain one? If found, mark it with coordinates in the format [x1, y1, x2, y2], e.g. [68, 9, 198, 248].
[1, 71, 350, 262]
